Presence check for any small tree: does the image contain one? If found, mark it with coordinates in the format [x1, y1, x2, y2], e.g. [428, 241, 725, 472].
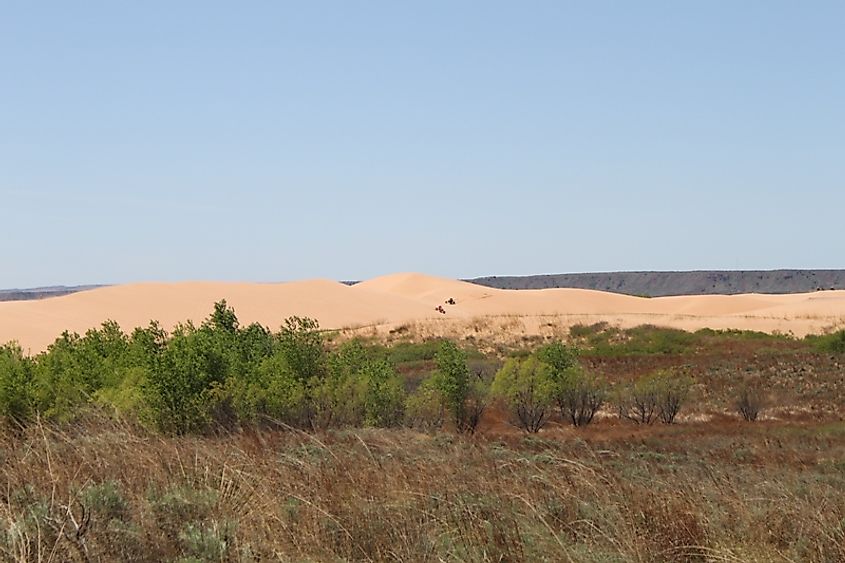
[491, 357, 554, 433]
[432, 341, 486, 434]
[142, 322, 231, 434]
[615, 377, 659, 425]
[616, 369, 692, 425]
[536, 341, 578, 375]
[356, 359, 406, 428]
[256, 351, 309, 427]
[655, 369, 692, 424]
[277, 316, 325, 383]
[556, 368, 606, 427]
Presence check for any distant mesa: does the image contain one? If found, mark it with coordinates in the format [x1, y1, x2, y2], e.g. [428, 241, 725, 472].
[0, 285, 105, 302]
[466, 270, 845, 297]
[4, 271, 845, 303]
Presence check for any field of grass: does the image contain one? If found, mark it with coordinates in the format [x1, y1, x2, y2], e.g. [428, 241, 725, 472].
[2, 323, 845, 561]
[4, 417, 845, 562]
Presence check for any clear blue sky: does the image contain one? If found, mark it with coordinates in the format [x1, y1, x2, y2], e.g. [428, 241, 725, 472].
[2, 1, 843, 288]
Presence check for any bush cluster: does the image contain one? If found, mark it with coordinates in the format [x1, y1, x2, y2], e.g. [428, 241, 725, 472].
[1, 302, 783, 435]
[490, 342, 607, 433]
[613, 369, 693, 425]
[0, 302, 502, 435]
[0, 302, 412, 434]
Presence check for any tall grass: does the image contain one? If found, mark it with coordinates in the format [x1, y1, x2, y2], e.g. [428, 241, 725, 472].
[1, 417, 843, 562]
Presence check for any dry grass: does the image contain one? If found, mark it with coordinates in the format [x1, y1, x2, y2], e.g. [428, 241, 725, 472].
[4, 325, 845, 561]
[2, 416, 845, 562]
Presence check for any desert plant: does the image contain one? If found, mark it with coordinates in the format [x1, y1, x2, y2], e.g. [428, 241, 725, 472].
[431, 341, 487, 433]
[616, 369, 692, 425]
[807, 329, 845, 354]
[491, 356, 554, 432]
[0, 343, 35, 425]
[356, 360, 406, 427]
[142, 324, 224, 434]
[277, 316, 325, 382]
[654, 369, 692, 424]
[555, 368, 606, 427]
[615, 376, 660, 425]
[404, 379, 446, 431]
[536, 341, 579, 374]
[736, 385, 763, 422]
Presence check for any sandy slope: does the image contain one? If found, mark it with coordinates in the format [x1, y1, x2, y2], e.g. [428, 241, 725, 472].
[2, 272, 845, 353]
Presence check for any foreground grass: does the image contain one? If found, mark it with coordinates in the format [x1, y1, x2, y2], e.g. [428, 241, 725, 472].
[2, 418, 844, 562]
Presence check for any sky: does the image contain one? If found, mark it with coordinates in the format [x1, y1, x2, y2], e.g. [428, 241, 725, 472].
[2, 1, 844, 288]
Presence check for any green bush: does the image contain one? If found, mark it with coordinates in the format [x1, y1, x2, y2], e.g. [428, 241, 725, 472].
[615, 369, 692, 425]
[0, 343, 35, 425]
[554, 367, 606, 427]
[807, 330, 845, 354]
[356, 360, 406, 427]
[429, 341, 488, 434]
[575, 325, 696, 356]
[142, 324, 225, 434]
[82, 480, 129, 522]
[491, 357, 555, 433]
[404, 378, 446, 431]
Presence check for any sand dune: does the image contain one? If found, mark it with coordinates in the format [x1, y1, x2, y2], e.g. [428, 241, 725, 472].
[2, 272, 845, 353]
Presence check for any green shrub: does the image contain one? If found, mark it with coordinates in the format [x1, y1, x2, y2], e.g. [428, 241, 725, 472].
[554, 367, 606, 427]
[0, 343, 35, 425]
[357, 360, 406, 427]
[142, 325, 224, 434]
[579, 325, 696, 356]
[405, 378, 446, 431]
[178, 520, 235, 561]
[807, 330, 845, 354]
[94, 365, 148, 417]
[491, 357, 555, 433]
[430, 341, 488, 434]
[277, 316, 325, 382]
[256, 352, 309, 427]
[389, 340, 445, 364]
[615, 369, 692, 425]
[83, 480, 129, 522]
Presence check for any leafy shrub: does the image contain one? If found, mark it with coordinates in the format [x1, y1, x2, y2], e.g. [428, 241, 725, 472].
[142, 324, 225, 434]
[568, 322, 610, 339]
[404, 379, 446, 431]
[357, 360, 406, 427]
[94, 365, 148, 417]
[388, 340, 445, 364]
[616, 369, 692, 425]
[491, 357, 554, 433]
[0, 343, 35, 425]
[579, 325, 696, 356]
[277, 316, 325, 382]
[555, 368, 606, 427]
[178, 520, 235, 561]
[536, 341, 604, 427]
[430, 341, 488, 434]
[257, 351, 311, 427]
[807, 330, 845, 354]
[83, 480, 129, 522]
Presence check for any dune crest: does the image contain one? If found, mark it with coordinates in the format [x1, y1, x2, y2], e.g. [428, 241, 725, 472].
[2, 273, 845, 353]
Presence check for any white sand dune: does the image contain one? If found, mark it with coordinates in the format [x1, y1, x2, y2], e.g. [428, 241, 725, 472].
[2, 272, 845, 353]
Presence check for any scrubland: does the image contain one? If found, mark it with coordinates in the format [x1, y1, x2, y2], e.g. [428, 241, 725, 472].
[1, 300, 844, 561]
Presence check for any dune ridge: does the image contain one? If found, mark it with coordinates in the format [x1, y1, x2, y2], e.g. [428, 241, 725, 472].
[2, 272, 845, 353]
